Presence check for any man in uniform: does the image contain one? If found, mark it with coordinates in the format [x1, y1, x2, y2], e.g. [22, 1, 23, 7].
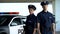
[25, 5, 37, 34]
[37, 1, 55, 34]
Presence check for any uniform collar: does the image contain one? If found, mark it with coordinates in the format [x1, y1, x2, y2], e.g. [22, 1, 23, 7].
[42, 10, 48, 13]
[29, 14, 34, 16]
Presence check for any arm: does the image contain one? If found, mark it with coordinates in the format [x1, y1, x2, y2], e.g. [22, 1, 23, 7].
[33, 22, 37, 34]
[33, 28, 36, 34]
[37, 13, 41, 34]
[52, 14, 55, 34]
[52, 23, 56, 34]
[37, 23, 41, 34]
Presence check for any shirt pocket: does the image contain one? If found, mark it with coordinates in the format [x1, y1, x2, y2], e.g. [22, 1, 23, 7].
[48, 16, 53, 23]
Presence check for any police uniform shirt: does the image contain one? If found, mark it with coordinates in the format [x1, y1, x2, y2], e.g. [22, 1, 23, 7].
[37, 10, 55, 27]
[37, 10, 55, 34]
[26, 14, 37, 28]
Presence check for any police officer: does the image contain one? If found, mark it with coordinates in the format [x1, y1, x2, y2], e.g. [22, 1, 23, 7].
[25, 5, 37, 34]
[37, 1, 55, 34]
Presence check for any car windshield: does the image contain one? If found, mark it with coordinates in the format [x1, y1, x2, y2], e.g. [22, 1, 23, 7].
[0, 16, 14, 26]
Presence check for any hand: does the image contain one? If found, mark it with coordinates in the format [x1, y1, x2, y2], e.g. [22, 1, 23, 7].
[39, 32, 41, 34]
[53, 31, 55, 34]
[33, 28, 36, 34]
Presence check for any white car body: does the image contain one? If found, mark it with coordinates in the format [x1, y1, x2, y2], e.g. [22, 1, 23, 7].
[0, 15, 26, 34]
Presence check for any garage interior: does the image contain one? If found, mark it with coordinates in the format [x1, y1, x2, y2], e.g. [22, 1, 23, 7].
[0, 0, 60, 34]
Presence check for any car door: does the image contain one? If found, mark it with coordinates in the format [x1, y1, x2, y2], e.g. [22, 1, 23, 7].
[9, 18, 24, 34]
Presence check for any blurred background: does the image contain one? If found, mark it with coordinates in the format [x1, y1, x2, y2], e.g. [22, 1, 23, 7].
[0, 0, 60, 34]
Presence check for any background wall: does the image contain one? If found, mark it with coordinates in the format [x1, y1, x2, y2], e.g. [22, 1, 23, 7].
[55, 0, 60, 31]
[0, 3, 53, 16]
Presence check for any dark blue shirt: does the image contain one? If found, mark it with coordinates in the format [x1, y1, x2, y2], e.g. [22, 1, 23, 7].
[25, 14, 37, 34]
[26, 14, 37, 30]
[37, 10, 55, 28]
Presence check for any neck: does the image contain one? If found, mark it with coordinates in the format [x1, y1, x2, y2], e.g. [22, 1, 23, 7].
[30, 13, 34, 15]
[43, 10, 47, 12]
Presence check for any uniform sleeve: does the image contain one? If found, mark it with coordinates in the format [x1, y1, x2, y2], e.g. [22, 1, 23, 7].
[37, 13, 41, 23]
[34, 22, 37, 28]
[34, 17, 37, 28]
[24, 16, 28, 31]
[52, 14, 55, 23]
[25, 16, 28, 25]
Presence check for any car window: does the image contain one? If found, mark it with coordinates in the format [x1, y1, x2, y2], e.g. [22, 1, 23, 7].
[0, 16, 14, 26]
[10, 18, 22, 26]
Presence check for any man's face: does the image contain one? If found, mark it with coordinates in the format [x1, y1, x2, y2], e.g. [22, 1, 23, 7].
[29, 8, 34, 14]
[42, 5, 48, 11]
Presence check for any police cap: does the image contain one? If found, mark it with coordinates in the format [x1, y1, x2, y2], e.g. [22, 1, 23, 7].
[41, 1, 49, 6]
[28, 5, 36, 10]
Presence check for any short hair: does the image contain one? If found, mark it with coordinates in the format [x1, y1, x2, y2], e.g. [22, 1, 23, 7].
[28, 5, 36, 10]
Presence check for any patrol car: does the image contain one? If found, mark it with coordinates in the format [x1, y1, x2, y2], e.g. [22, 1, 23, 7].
[0, 12, 26, 34]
